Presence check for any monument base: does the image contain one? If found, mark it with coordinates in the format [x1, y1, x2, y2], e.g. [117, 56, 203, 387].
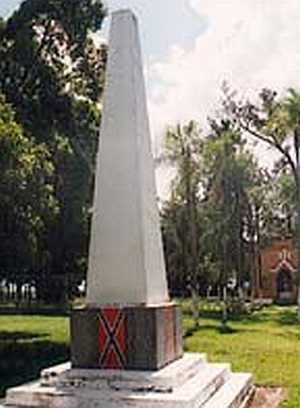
[4, 354, 254, 408]
[71, 303, 182, 370]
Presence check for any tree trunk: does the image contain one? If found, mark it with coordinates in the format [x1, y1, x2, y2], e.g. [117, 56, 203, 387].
[296, 168, 300, 320]
[222, 286, 228, 324]
[186, 146, 200, 329]
[248, 206, 256, 303]
[191, 286, 200, 329]
[297, 287, 300, 320]
[296, 208, 300, 320]
[256, 205, 263, 301]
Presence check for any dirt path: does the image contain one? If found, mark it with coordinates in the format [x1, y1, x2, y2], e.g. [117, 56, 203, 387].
[250, 387, 287, 408]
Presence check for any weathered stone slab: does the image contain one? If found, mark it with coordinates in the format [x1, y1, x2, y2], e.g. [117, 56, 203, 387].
[5, 354, 253, 408]
[202, 373, 254, 408]
[70, 309, 99, 369]
[41, 353, 207, 390]
[5, 356, 236, 408]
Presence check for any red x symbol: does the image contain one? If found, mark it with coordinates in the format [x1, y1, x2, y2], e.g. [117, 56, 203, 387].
[98, 308, 126, 369]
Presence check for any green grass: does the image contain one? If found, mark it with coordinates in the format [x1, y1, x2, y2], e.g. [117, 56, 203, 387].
[0, 305, 300, 407]
[0, 314, 69, 397]
[183, 302, 300, 408]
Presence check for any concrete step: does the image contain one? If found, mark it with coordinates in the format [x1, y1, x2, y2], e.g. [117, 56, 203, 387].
[42, 354, 207, 390]
[5, 363, 230, 408]
[202, 373, 253, 408]
[166, 362, 231, 408]
[4, 355, 254, 408]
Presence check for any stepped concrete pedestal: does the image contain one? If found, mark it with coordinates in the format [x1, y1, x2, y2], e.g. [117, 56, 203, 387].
[5, 354, 254, 408]
[3, 9, 254, 408]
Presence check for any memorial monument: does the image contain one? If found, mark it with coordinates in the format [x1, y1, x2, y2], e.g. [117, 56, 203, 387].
[4, 10, 253, 408]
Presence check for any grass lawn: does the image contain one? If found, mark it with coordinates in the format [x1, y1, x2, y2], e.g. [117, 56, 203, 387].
[183, 302, 300, 408]
[0, 313, 69, 397]
[0, 305, 300, 407]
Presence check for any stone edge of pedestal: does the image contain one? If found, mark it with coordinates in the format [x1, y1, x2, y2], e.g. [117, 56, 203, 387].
[40, 353, 206, 390]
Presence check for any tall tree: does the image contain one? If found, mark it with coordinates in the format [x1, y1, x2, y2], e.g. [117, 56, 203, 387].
[0, 0, 107, 302]
[162, 118, 264, 319]
[0, 94, 57, 299]
[202, 121, 260, 318]
[163, 121, 203, 327]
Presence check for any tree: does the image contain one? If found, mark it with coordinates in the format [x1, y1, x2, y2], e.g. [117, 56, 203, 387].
[162, 121, 203, 328]
[202, 120, 261, 319]
[162, 116, 266, 323]
[0, 0, 107, 165]
[0, 94, 57, 301]
[222, 85, 300, 318]
[0, 0, 107, 302]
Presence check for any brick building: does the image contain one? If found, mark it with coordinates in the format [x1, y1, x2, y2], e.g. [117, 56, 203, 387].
[259, 238, 297, 302]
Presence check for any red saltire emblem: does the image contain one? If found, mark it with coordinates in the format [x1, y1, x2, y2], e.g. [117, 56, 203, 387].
[98, 308, 126, 369]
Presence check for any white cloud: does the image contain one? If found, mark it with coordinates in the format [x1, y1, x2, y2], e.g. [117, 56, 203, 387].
[149, 0, 300, 152]
[149, 0, 300, 198]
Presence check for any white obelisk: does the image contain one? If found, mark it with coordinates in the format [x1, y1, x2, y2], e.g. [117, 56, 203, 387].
[4, 12, 253, 408]
[86, 10, 169, 306]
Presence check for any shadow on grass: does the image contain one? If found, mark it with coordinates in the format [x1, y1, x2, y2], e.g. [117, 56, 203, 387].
[0, 333, 69, 398]
[184, 307, 271, 325]
[184, 323, 240, 339]
[184, 326, 200, 338]
[0, 331, 48, 342]
[218, 324, 237, 334]
[276, 308, 299, 326]
[0, 307, 69, 317]
[228, 309, 274, 325]
[184, 306, 300, 339]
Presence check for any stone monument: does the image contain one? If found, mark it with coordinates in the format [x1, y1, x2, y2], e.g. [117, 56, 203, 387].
[4, 10, 254, 408]
[70, 9, 182, 372]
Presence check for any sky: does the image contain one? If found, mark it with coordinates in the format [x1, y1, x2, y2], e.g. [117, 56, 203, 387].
[2, 0, 300, 196]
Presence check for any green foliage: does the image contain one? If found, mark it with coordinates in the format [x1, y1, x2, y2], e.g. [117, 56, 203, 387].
[202, 124, 260, 287]
[263, 170, 296, 239]
[165, 121, 203, 200]
[0, 0, 106, 302]
[0, 0, 106, 144]
[0, 94, 57, 279]
[162, 119, 262, 297]
[162, 121, 206, 295]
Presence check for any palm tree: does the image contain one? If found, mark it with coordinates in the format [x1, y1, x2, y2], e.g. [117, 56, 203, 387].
[163, 121, 203, 329]
[203, 122, 258, 321]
